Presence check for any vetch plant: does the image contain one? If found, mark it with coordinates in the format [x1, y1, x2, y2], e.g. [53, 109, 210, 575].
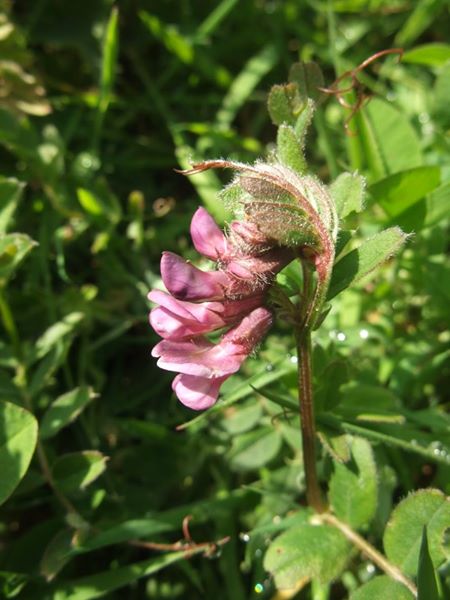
[149, 61, 449, 599]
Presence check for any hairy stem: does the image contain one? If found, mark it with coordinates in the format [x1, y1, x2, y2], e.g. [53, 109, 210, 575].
[296, 330, 327, 513]
[322, 513, 418, 597]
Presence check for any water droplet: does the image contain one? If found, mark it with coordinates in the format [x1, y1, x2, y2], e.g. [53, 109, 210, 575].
[366, 563, 375, 574]
[255, 548, 262, 558]
[359, 328, 369, 340]
[290, 355, 298, 364]
[337, 332, 346, 342]
[254, 583, 264, 594]
[272, 515, 281, 524]
[265, 363, 273, 372]
[240, 532, 250, 542]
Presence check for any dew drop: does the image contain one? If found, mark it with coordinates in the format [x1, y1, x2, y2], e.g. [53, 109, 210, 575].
[265, 363, 273, 372]
[359, 328, 369, 340]
[272, 515, 281, 524]
[254, 583, 264, 594]
[290, 355, 298, 364]
[240, 532, 250, 543]
[337, 332, 346, 342]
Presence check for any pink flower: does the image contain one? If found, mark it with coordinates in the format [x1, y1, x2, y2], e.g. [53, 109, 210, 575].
[152, 308, 273, 409]
[149, 208, 293, 410]
[190, 206, 229, 260]
[148, 290, 263, 340]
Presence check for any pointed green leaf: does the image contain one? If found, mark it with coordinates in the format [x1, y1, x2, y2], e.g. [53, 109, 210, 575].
[384, 489, 450, 577]
[0, 400, 38, 506]
[395, 0, 444, 46]
[433, 63, 450, 127]
[34, 312, 84, 361]
[216, 44, 279, 128]
[0, 233, 37, 285]
[350, 576, 414, 600]
[98, 7, 119, 115]
[403, 43, 450, 67]
[424, 181, 450, 228]
[52, 451, 108, 494]
[330, 172, 365, 219]
[40, 387, 95, 440]
[329, 437, 377, 529]
[0, 177, 24, 234]
[77, 186, 121, 224]
[417, 526, 441, 600]
[40, 529, 75, 582]
[264, 523, 350, 588]
[364, 98, 422, 175]
[52, 551, 192, 600]
[369, 166, 441, 218]
[277, 124, 306, 173]
[327, 227, 407, 299]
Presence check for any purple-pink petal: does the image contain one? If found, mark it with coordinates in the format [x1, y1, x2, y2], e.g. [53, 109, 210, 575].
[222, 306, 273, 349]
[190, 207, 229, 260]
[148, 290, 265, 340]
[160, 251, 229, 301]
[148, 290, 226, 339]
[172, 373, 227, 410]
[151, 338, 246, 377]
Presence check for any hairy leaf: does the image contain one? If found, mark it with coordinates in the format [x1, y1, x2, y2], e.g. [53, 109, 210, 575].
[264, 523, 350, 588]
[383, 489, 450, 577]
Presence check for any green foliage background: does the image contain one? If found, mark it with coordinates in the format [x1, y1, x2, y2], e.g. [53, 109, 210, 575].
[0, 0, 448, 598]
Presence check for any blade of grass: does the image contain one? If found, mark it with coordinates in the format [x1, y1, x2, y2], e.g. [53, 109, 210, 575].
[195, 0, 239, 41]
[215, 44, 279, 129]
[93, 7, 119, 154]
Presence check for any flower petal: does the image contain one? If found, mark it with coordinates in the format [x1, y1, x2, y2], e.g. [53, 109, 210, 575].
[190, 207, 229, 260]
[222, 306, 273, 350]
[160, 251, 229, 301]
[149, 290, 226, 339]
[172, 374, 227, 410]
[151, 338, 246, 377]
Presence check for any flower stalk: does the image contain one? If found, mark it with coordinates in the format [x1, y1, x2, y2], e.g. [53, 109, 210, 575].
[296, 329, 327, 513]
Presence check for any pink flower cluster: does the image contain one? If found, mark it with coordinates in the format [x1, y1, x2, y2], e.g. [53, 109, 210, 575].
[149, 208, 292, 410]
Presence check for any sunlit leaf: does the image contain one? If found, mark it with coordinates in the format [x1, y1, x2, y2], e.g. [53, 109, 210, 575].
[350, 575, 414, 600]
[417, 526, 441, 600]
[329, 437, 377, 529]
[52, 451, 108, 494]
[40, 387, 95, 440]
[0, 233, 37, 285]
[0, 400, 38, 506]
[383, 489, 450, 577]
[0, 177, 24, 234]
[327, 227, 407, 299]
[264, 523, 350, 588]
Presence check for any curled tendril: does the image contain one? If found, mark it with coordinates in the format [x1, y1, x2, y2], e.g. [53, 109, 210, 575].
[130, 515, 230, 558]
[319, 48, 403, 135]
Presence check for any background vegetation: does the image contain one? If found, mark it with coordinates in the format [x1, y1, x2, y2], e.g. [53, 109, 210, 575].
[0, 0, 448, 598]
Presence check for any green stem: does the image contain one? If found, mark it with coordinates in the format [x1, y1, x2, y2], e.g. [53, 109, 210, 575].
[0, 287, 22, 362]
[296, 330, 327, 513]
[322, 513, 418, 597]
